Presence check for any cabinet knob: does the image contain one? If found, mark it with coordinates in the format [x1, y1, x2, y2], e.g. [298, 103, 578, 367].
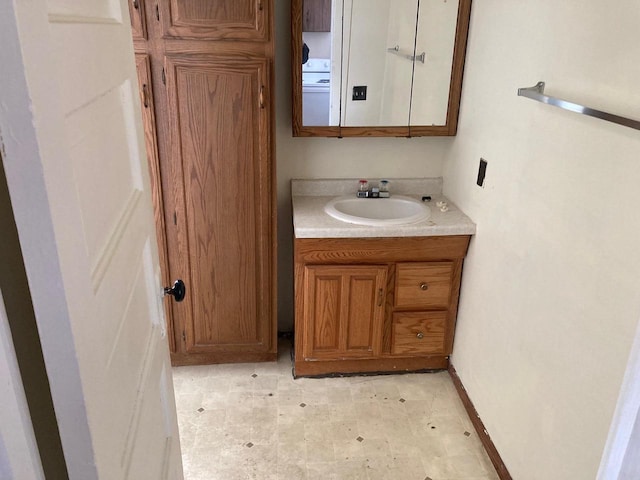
[416, 332, 424, 339]
[419, 282, 429, 291]
[164, 279, 186, 302]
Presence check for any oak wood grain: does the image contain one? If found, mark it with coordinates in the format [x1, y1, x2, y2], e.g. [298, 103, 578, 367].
[161, 0, 268, 41]
[128, 0, 148, 41]
[294, 236, 470, 375]
[302, 0, 331, 32]
[295, 236, 471, 263]
[294, 356, 448, 377]
[382, 263, 396, 354]
[391, 312, 447, 355]
[395, 262, 454, 309]
[134, 54, 176, 353]
[443, 258, 464, 354]
[172, 351, 277, 366]
[132, 0, 276, 364]
[291, 0, 304, 136]
[165, 55, 271, 354]
[302, 265, 386, 360]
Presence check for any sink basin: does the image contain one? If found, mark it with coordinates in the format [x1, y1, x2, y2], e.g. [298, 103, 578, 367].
[324, 195, 431, 226]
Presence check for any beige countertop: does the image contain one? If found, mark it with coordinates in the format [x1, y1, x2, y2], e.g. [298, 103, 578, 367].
[292, 178, 476, 239]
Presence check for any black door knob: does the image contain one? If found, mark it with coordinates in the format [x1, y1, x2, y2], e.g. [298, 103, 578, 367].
[164, 279, 186, 302]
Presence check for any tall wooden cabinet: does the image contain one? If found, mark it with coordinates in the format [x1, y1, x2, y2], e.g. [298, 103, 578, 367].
[130, 0, 276, 365]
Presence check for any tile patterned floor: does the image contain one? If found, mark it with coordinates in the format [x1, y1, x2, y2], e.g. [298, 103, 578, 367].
[172, 340, 499, 480]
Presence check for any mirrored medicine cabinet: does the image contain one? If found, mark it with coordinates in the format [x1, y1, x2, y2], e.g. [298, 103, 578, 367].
[292, 0, 471, 137]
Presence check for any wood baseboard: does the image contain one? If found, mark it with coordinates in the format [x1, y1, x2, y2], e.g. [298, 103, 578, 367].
[449, 364, 513, 480]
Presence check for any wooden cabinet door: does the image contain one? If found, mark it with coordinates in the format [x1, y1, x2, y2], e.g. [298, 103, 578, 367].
[128, 0, 147, 40]
[161, 0, 269, 40]
[164, 55, 274, 362]
[302, 265, 387, 360]
[302, 0, 331, 32]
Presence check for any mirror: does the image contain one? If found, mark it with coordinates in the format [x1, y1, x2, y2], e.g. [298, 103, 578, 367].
[292, 0, 471, 137]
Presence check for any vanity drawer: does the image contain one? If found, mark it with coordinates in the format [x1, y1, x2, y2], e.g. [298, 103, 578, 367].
[394, 262, 453, 309]
[391, 312, 447, 355]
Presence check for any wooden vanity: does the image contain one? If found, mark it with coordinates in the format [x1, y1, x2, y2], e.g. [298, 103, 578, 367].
[294, 235, 471, 376]
[292, 179, 475, 377]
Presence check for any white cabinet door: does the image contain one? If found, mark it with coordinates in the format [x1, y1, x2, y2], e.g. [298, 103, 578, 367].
[0, 1, 183, 478]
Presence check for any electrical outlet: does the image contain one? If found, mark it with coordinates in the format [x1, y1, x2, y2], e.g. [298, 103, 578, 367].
[352, 86, 367, 101]
[477, 158, 487, 187]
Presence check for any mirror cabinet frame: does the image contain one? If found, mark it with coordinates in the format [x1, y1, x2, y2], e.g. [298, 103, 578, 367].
[292, 0, 472, 137]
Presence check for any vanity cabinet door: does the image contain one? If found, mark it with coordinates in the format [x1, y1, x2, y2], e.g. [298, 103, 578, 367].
[302, 265, 387, 360]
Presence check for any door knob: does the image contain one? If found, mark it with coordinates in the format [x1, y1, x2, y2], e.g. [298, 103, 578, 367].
[164, 279, 186, 302]
[419, 282, 429, 290]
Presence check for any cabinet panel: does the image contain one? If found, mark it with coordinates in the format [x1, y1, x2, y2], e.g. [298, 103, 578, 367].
[395, 262, 453, 309]
[164, 55, 273, 355]
[162, 0, 268, 40]
[303, 265, 386, 360]
[346, 276, 380, 351]
[391, 312, 447, 355]
[310, 275, 341, 350]
[302, 0, 331, 32]
[128, 0, 147, 40]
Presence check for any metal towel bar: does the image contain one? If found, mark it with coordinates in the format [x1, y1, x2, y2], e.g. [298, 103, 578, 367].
[387, 45, 426, 64]
[518, 82, 640, 131]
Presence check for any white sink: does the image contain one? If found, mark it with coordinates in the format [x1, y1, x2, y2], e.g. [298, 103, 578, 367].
[324, 195, 431, 226]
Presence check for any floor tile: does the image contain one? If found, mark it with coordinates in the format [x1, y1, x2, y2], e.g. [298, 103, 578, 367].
[173, 339, 498, 480]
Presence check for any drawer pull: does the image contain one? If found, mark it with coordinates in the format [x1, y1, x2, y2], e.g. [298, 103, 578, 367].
[416, 332, 424, 339]
[419, 282, 429, 291]
[142, 83, 150, 108]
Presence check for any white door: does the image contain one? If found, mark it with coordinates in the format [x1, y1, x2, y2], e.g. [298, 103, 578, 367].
[0, 1, 183, 479]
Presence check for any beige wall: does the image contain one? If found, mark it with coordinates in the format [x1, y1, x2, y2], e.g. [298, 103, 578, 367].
[274, 0, 449, 330]
[443, 1, 640, 479]
[302, 32, 331, 59]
